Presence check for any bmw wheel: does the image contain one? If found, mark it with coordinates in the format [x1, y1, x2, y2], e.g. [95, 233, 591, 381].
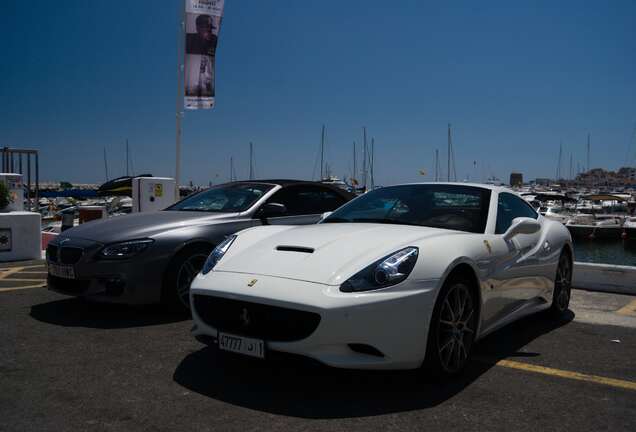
[163, 245, 212, 311]
[425, 277, 478, 377]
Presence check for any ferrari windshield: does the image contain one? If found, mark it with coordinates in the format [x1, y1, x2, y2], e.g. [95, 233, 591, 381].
[166, 183, 274, 212]
[323, 184, 491, 233]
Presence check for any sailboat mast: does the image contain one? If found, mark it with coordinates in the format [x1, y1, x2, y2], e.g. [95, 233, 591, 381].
[126, 139, 129, 177]
[435, 149, 439, 181]
[587, 133, 591, 172]
[370, 137, 375, 190]
[556, 141, 562, 180]
[103, 147, 109, 181]
[249, 142, 254, 180]
[353, 141, 357, 186]
[363, 127, 367, 189]
[320, 125, 325, 180]
[230, 156, 234, 182]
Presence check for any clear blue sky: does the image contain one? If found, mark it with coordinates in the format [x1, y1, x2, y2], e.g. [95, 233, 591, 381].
[2, 0, 635, 185]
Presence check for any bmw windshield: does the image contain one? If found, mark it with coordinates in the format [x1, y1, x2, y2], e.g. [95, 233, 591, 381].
[166, 183, 274, 212]
[323, 184, 491, 233]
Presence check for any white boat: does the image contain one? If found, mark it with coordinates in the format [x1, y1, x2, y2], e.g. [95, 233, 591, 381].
[541, 206, 571, 224]
[565, 214, 624, 240]
[623, 216, 636, 241]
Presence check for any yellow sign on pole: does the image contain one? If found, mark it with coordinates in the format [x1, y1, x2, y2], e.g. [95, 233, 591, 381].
[154, 184, 163, 197]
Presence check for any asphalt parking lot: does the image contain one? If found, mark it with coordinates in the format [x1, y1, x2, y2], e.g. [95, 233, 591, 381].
[1, 261, 635, 432]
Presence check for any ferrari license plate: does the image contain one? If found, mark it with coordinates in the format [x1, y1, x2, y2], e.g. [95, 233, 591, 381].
[218, 332, 265, 359]
[48, 263, 75, 279]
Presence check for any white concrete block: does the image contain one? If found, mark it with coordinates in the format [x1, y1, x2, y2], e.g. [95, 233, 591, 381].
[573, 262, 636, 295]
[0, 211, 42, 262]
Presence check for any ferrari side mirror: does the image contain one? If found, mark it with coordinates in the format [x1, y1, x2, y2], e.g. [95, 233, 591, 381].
[503, 217, 540, 241]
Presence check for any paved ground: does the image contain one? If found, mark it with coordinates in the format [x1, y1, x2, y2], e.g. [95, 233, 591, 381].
[1, 261, 635, 432]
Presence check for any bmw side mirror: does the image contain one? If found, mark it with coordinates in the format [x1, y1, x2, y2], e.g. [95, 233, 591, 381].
[258, 202, 287, 219]
[503, 217, 541, 241]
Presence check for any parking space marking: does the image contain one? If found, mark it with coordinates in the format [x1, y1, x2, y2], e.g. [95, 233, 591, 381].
[0, 267, 24, 280]
[616, 299, 636, 317]
[1, 278, 48, 282]
[0, 283, 46, 292]
[493, 359, 636, 391]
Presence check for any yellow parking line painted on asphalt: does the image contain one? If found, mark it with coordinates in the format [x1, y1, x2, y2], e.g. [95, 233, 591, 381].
[0, 267, 24, 280]
[1, 278, 47, 282]
[0, 283, 46, 292]
[493, 359, 636, 391]
[616, 299, 636, 317]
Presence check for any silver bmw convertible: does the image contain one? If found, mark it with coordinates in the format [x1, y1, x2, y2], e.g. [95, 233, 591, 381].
[46, 180, 353, 309]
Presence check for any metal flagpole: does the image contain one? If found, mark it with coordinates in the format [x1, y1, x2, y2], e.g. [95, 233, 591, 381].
[175, 0, 185, 200]
[447, 124, 451, 182]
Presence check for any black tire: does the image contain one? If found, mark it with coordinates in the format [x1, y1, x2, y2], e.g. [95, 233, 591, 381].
[550, 251, 572, 317]
[423, 277, 478, 379]
[162, 244, 213, 311]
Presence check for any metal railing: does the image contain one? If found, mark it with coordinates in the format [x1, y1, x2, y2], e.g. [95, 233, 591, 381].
[1, 147, 39, 211]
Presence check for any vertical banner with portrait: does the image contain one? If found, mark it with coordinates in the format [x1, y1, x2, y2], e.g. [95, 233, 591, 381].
[184, 0, 224, 110]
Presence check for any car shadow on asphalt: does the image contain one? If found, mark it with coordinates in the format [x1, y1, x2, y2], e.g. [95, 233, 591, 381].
[30, 298, 189, 329]
[173, 310, 575, 419]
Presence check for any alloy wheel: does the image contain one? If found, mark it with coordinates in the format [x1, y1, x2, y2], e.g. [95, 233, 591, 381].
[554, 255, 572, 312]
[436, 283, 476, 374]
[176, 253, 208, 308]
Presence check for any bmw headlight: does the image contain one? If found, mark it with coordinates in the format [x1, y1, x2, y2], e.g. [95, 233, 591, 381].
[201, 235, 237, 275]
[99, 239, 154, 259]
[340, 247, 419, 292]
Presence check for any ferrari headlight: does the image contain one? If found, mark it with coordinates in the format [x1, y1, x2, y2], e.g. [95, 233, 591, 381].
[99, 239, 154, 259]
[340, 247, 419, 292]
[201, 235, 237, 275]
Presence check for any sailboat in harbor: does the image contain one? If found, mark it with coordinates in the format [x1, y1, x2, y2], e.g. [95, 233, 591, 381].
[316, 124, 356, 192]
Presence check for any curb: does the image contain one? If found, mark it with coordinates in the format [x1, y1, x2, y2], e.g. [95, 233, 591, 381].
[573, 262, 636, 296]
[0, 259, 46, 269]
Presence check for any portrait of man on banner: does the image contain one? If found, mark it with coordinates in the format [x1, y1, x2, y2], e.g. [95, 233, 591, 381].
[184, 12, 222, 109]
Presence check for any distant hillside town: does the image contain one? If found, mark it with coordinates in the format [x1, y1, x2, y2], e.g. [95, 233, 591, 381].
[528, 167, 636, 188]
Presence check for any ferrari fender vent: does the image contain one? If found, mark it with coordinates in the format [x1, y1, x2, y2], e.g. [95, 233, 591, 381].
[192, 295, 321, 342]
[348, 343, 385, 358]
[275, 245, 314, 253]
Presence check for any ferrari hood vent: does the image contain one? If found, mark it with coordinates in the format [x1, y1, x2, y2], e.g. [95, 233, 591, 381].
[275, 245, 315, 253]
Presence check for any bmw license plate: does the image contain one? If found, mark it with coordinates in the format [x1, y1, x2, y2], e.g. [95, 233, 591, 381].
[48, 263, 75, 279]
[218, 332, 265, 359]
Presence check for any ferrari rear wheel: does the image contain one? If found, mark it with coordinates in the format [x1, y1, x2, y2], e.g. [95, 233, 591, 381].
[550, 252, 572, 317]
[425, 278, 478, 378]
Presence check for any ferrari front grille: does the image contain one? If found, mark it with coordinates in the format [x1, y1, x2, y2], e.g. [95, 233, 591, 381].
[192, 294, 321, 342]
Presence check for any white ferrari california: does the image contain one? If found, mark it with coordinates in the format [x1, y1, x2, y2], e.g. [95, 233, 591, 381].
[190, 183, 573, 376]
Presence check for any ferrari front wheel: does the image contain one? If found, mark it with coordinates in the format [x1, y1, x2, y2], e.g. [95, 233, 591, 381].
[424, 277, 478, 378]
